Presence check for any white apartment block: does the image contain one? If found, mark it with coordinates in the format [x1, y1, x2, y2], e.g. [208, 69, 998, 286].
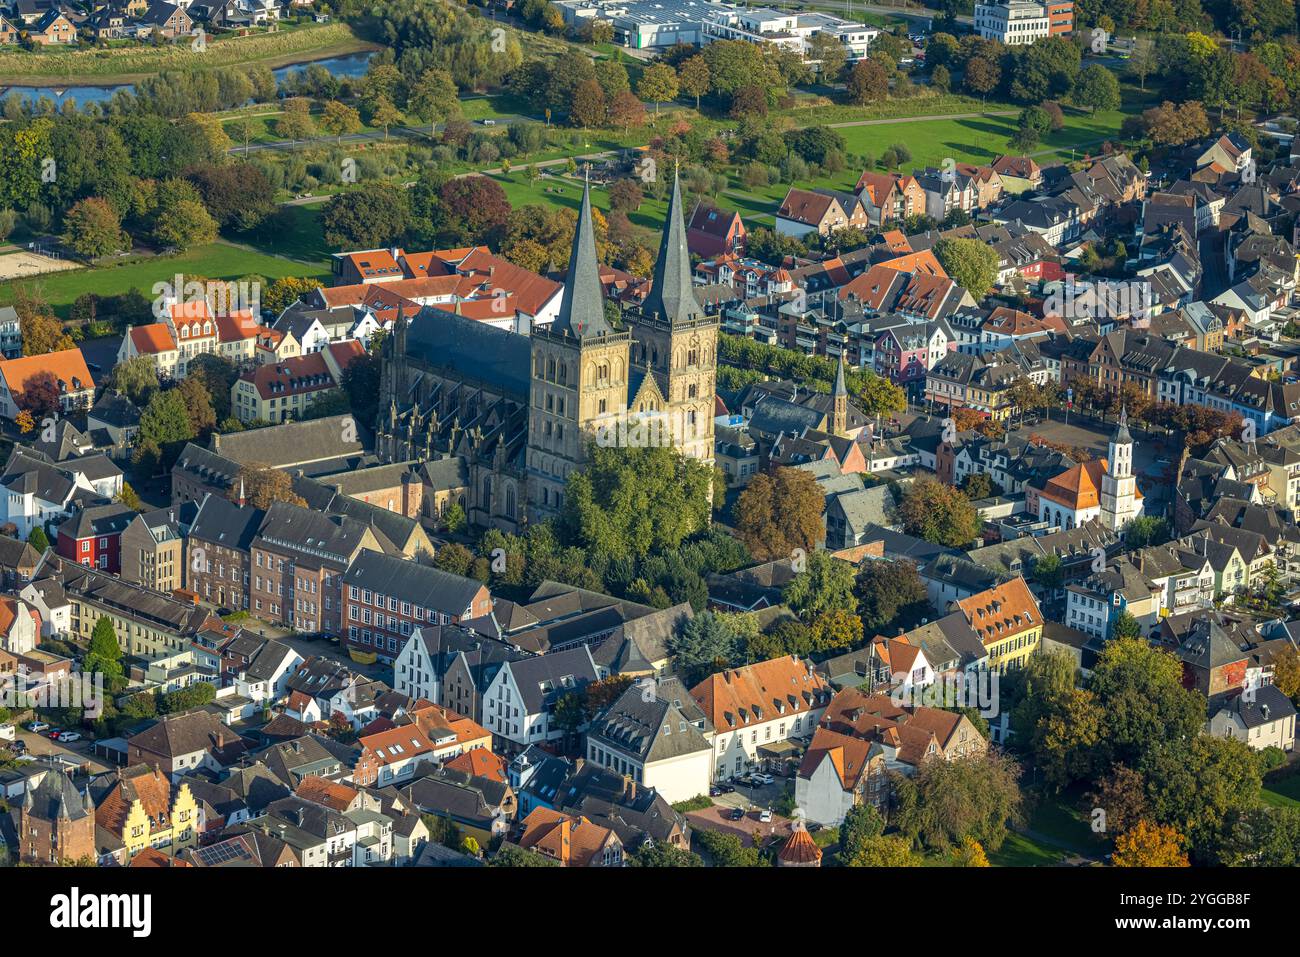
[975, 1, 1049, 44]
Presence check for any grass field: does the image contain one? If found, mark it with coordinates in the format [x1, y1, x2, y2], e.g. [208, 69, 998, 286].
[0, 23, 376, 84]
[0, 241, 329, 318]
[1262, 771, 1300, 808]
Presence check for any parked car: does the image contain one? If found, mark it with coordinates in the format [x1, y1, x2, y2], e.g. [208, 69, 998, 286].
[0, 723, 14, 741]
[751, 772, 775, 786]
[711, 782, 735, 795]
[56, 731, 81, 743]
[728, 807, 745, 821]
[759, 808, 773, 823]
[47, 729, 63, 739]
[9, 739, 27, 755]
[26, 721, 49, 733]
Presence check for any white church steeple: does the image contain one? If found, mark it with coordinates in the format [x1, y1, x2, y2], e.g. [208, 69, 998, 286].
[1100, 405, 1140, 532]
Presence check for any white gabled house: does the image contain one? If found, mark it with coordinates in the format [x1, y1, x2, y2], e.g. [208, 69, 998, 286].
[483, 646, 599, 751]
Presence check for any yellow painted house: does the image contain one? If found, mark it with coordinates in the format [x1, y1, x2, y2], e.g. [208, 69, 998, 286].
[95, 764, 200, 860]
[955, 577, 1043, 673]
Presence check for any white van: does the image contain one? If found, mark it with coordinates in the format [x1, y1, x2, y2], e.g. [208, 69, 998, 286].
[0, 724, 15, 741]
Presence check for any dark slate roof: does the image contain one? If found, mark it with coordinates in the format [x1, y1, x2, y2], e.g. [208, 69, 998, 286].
[57, 501, 135, 541]
[747, 394, 824, 438]
[644, 168, 704, 327]
[174, 442, 241, 493]
[88, 391, 140, 429]
[254, 501, 372, 568]
[552, 178, 614, 339]
[588, 682, 711, 763]
[212, 414, 368, 469]
[129, 710, 246, 763]
[1175, 616, 1249, 670]
[406, 306, 531, 398]
[401, 768, 509, 825]
[1210, 684, 1296, 728]
[189, 492, 264, 551]
[414, 841, 485, 866]
[287, 474, 420, 555]
[506, 646, 600, 714]
[24, 770, 91, 822]
[341, 550, 483, 616]
[244, 639, 298, 682]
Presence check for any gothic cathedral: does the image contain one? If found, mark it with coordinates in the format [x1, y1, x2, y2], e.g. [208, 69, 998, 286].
[375, 169, 718, 532]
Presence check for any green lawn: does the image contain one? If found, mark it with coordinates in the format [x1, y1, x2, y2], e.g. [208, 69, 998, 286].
[987, 831, 1069, 867]
[1262, 772, 1300, 808]
[985, 792, 1106, 866]
[833, 104, 1130, 172]
[247, 205, 333, 264]
[490, 172, 675, 234]
[1, 241, 329, 317]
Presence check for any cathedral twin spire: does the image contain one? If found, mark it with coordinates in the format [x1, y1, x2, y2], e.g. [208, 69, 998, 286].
[552, 171, 613, 340]
[644, 164, 703, 327]
[552, 164, 700, 339]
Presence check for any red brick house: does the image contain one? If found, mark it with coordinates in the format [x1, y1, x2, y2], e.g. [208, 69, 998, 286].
[687, 202, 746, 258]
[30, 9, 76, 44]
[341, 550, 492, 662]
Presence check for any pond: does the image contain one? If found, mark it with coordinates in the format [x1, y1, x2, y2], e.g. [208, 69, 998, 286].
[0, 50, 376, 109]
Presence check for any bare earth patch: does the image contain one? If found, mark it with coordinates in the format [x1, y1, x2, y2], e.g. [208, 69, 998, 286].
[0, 251, 81, 281]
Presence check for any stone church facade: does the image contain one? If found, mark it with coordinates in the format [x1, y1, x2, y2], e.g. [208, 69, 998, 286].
[376, 172, 718, 532]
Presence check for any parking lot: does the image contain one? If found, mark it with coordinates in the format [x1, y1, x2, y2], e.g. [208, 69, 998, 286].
[710, 775, 791, 812]
[8, 727, 113, 775]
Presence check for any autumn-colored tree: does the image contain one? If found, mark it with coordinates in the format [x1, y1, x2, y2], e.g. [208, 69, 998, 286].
[117, 482, 145, 512]
[896, 476, 981, 547]
[1112, 820, 1189, 867]
[177, 376, 217, 438]
[847, 59, 890, 105]
[15, 288, 74, 355]
[570, 79, 608, 128]
[608, 90, 646, 135]
[262, 276, 325, 315]
[320, 100, 363, 145]
[951, 835, 990, 867]
[585, 674, 633, 714]
[637, 63, 679, 116]
[1086, 764, 1148, 836]
[229, 463, 307, 509]
[846, 834, 920, 866]
[951, 406, 986, 434]
[15, 410, 34, 434]
[809, 607, 863, 653]
[62, 197, 126, 259]
[733, 467, 824, 561]
[1270, 643, 1300, 701]
[678, 55, 710, 110]
[370, 95, 405, 140]
[16, 370, 62, 419]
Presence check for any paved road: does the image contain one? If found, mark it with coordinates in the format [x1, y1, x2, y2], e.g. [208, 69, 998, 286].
[1199, 230, 1229, 301]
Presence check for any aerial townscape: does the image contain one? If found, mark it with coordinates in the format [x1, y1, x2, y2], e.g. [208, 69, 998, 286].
[0, 0, 1297, 913]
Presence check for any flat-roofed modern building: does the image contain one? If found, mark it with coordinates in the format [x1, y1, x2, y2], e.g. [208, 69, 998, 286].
[974, 0, 1054, 44]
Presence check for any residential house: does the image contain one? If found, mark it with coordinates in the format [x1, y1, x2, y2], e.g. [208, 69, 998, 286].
[690, 654, 832, 782]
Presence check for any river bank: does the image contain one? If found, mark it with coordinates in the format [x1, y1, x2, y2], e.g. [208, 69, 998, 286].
[0, 23, 379, 87]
